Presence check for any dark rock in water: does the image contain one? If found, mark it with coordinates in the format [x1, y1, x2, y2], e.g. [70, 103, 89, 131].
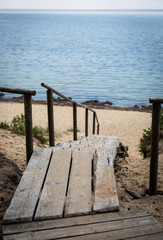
[82, 100, 113, 106]
[141, 105, 153, 111]
[82, 100, 99, 105]
[12, 95, 24, 100]
[105, 101, 113, 105]
[0, 92, 5, 98]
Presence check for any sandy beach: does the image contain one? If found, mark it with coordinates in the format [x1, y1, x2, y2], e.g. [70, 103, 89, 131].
[0, 101, 163, 237]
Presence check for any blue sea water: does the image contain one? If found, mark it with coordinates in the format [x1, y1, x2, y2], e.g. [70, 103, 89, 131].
[0, 10, 163, 106]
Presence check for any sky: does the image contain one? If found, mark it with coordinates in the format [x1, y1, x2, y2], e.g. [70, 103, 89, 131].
[0, 0, 163, 10]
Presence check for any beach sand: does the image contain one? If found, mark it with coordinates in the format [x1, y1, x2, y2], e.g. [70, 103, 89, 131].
[0, 101, 162, 237]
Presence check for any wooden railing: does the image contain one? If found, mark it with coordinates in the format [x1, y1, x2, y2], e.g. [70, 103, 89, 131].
[149, 98, 163, 195]
[41, 83, 100, 146]
[0, 87, 36, 164]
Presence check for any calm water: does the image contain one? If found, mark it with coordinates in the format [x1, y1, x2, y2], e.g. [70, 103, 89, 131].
[0, 10, 163, 106]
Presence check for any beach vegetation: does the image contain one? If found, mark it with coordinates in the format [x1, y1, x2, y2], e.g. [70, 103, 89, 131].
[139, 110, 163, 158]
[11, 114, 25, 134]
[67, 127, 80, 133]
[0, 114, 63, 145]
[64, 127, 80, 136]
[33, 126, 48, 144]
[0, 121, 10, 129]
[139, 128, 152, 158]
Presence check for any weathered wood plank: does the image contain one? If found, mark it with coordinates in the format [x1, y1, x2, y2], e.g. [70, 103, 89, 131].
[128, 232, 163, 240]
[93, 151, 119, 212]
[64, 149, 93, 217]
[35, 148, 72, 220]
[3, 215, 159, 240]
[59, 225, 163, 240]
[2, 210, 149, 235]
[2, 148, 53, 224]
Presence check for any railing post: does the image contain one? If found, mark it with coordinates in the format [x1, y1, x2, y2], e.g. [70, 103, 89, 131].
[97, 124, 100, 135]
[85, 108, 88, 137]
[47, 89, 55, 146]
[149, 103, 161, 195]
[73, 102, 77, 140]
[93, 112, 96, 135]
[24, 94, 33, 164]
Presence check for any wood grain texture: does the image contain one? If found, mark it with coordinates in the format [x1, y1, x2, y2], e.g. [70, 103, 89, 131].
[93, 151, 119, 212]
[3, 215, 161, 240]
[2, 210, 149, 235]
[2, 148, 53, 224]
[35, 148, 72, 220]
[58, 225, 163, 240]
[64, 149, 93, 217]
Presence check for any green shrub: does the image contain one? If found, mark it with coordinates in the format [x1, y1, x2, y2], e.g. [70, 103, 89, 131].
[33, 126, 48, 144]
[0, 121, 10, 129]
[139, 128, 152, 157]
[139, 109, 163, 158]
[11, 114, 25, 134]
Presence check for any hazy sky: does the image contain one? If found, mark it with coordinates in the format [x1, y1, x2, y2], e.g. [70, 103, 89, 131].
[0, 0, 163, 10]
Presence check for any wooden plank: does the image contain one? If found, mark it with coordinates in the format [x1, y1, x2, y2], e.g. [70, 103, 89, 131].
[2, 148, 53, 224]
[35, 148, 72, 220]
[93, 151, 119, 212]
[64, 149, 93, 217]
[128, 232, 163, 240]
[58, 225, 163, 240]
[3, 215, 160, 240]
[2, 210, 149, 235]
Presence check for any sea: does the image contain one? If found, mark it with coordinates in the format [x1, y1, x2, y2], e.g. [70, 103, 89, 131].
[0, 10, 163, 107]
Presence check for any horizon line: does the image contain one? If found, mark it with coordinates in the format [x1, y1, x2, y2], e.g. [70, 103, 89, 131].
[0, 9, 163, 11]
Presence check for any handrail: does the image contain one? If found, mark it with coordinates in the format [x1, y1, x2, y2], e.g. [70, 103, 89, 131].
[41, 83, 96, 113]
[41, 82, 100, 145]
[149, 98, 163, 195]
[0, 87, 36, 96]
[0, 86, 36, 164]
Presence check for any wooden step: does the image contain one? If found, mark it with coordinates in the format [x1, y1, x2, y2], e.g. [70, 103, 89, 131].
[35, 148, 72, 220]
[3, 211, 163, 240]
[93, 151, 119, 212]
[64, 149, 93, 217]
[3, 148, 53, 224]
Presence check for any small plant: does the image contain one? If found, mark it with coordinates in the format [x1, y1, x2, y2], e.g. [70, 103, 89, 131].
[33, 126, 48, 144]
[67, 128, 80, 133]
[0, 121, 10, 129]
[139, 127, 152, 158]
[11, 114, 25, 134]
[139, 109, 163, 158]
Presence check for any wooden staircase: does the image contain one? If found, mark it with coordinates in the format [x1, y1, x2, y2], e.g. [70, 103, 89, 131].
[3, 135, 120, 224]
[2, 135, 163, 239]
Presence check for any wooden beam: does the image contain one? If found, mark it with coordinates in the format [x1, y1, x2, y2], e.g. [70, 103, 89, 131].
[35, 148, 71, 220]
[149, 103, 161, 195]
[64, 149, 93, 217]
[2, 148, 52, 224]
[73, 102, 77, 141]
[47, 89, 55, 146]
[24, 94, 33, 164]
[93, 152, 119, 212]
[0, 87, 36, 96]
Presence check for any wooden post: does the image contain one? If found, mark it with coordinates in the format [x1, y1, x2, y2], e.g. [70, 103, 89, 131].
[47, 89, 55, 146]
[85, 108, 88, 137]
[149, 103, 161, 195]
[73, 102, 77, 141]
[24, 94, 33, 164]
[93, 112, 96, 135]
[97, 124, 100, 135]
